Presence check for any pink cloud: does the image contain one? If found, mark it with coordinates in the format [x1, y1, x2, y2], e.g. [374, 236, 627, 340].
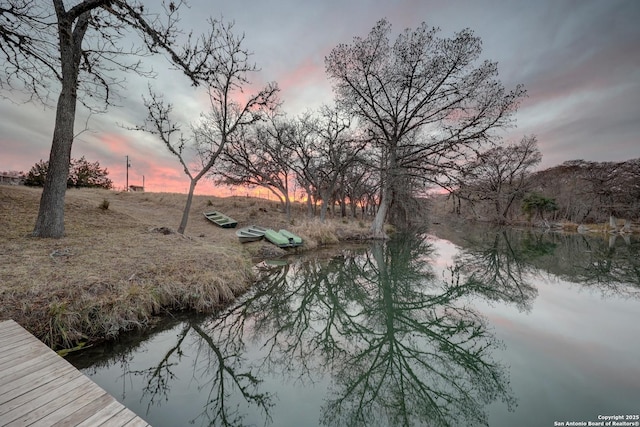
[278, 57, 326, 92]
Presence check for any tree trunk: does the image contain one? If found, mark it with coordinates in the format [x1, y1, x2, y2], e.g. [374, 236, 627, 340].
[371, 142, 396, 238]
[178, 179, 198, 234]
[32, 90, 76, 237]
[284, 195, 291, 221]
[33, 12, 88, 238]
[319, 196, 329, 222]
[306, 196, 313, 218]
[371, 188, 390, 238]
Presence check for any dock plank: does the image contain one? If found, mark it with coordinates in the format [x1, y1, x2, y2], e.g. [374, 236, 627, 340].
[0, 362, 76, 403]
[0, 377, 90, 426]
[49, 393, 113, 427]
[0, 369, 82, 415]
[0, 353, 53, 383]
[23, 382, 109, 426]
[74, 402, 135, 427]
[0, 319, 151, 426]
[0, 339, 49, 366]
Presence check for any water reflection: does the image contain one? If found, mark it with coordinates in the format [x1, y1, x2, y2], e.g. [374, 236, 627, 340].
[436, 226, 640, 297]
[570, 234, 640, 292]
[316, 236, 517, 427]
[68, 229, 640, 427]
[199, 234, 516, 426]
[449, 229, 547, 312]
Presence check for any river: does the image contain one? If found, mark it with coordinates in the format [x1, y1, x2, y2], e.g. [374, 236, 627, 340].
[67, 226, 640, 427]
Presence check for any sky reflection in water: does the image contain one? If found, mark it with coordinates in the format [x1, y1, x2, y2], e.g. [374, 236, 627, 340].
[69, 228, 640, 427]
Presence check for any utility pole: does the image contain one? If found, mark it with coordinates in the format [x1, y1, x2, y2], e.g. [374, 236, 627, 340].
[126, 155, 131, 191]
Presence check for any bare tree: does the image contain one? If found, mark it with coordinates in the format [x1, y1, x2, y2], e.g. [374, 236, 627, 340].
[284, 111, 323, 217]
[136, 19, 278, 234]
[310, 106, 367, 221]
[325, 19, 525, 237]
[215, 114, 296, 218]
[0, 0, 225, 237]
[458, 135, 541, 223]
[341, 158, 378, 218]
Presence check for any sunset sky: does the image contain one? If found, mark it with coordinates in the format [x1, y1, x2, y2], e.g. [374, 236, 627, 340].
[1, 0, 638, 195]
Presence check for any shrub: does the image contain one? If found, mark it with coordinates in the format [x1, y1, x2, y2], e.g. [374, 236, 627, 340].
[24, 156, 113, 189]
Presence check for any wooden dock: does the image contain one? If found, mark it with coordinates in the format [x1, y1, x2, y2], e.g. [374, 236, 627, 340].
[0, 319, 150, 426]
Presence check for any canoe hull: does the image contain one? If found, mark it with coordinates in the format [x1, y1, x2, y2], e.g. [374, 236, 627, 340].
[264, 229, 292, 248]
[236, 225, 267, 243]
[264, 228, 303, 248]
[203, 211, 237, 228]
[279, 229, 303, 247]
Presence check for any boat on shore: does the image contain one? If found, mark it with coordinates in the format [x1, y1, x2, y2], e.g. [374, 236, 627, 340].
[203, 211, 237, 228]
[236, 225, 267, 243]
[264, 228, 303, 248]
[279, 229, 303, 247]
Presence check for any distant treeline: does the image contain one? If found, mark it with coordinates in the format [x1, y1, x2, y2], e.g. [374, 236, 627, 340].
[442, 158, 640, 224]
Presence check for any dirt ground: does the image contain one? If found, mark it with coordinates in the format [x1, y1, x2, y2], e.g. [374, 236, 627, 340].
[0, 185, 372, 349]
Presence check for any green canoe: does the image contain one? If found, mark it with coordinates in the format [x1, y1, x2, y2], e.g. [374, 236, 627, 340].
[279, 229, 303, 247]
[264, 228, 303, 248]
[203, 211, 237, 228]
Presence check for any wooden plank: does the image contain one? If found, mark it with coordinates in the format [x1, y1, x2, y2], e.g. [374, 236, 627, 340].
[73, 401, 133, 427]
[49, 393, 113, 427]
[0, 359, 57, 396]
[0, 321, 40, 355]
[0, 352, 53, 383]
[0, 329, 32, 346]
[0, 320, 151, 426]
[0, 338, 46, 365]
[0, 369, 81, 414]
[124, 417, 153, 427]
[0, 365, 78, 407]
[0, 320, 23, 337]
[97, 406, 139, 426]
[0, 324, 40, 342]
[0, 362, 76, 403]
[25, 382, 109, 426]
[1, 374, 89, 425]
[0, 328, 29, 344]
[0, 333, 46, 360]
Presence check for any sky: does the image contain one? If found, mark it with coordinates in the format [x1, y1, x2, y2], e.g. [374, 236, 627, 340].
[1, 0, 639, 194]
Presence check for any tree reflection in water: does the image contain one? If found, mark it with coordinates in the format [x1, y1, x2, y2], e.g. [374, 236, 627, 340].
[570, 234, 640, 292]
[449, 229, 543, 312]
[72, 234, 521, 427]
[125, 318, 274, 427]
[69, 230, 639, 426]
[205, 234, 517, 427]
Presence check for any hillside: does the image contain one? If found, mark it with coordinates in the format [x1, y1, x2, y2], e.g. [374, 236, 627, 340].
[0, 186, 370, 349]
[529, 158, 640, 223]
[430, 158, 640, 227]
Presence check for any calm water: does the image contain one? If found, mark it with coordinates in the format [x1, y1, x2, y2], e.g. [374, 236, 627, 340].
[68, 227, 640, 427]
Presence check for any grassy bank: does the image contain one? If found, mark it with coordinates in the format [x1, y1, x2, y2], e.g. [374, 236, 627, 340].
[0, 185, 371, 349]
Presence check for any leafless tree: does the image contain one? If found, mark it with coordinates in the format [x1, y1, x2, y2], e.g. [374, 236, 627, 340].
[283, 111, 323, 217]
[280, 107, 368, 222]
[0, 0, 230, 237]
[215, 113, 296, 218]
[325, 18, 525, 237]
[308, 106, 367, 221]
[135, 19, 279, 234]
[457, 135, 541, 223]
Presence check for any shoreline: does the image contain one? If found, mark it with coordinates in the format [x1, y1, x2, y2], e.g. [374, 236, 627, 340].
[0, 185, 376, 350]
[2, 184, 635, 350]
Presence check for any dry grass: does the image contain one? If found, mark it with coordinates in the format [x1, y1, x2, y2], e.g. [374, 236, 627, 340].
[0, 186, 373, 349]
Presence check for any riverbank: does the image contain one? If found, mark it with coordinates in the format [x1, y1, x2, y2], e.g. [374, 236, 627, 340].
[0, 185, 373, 349]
